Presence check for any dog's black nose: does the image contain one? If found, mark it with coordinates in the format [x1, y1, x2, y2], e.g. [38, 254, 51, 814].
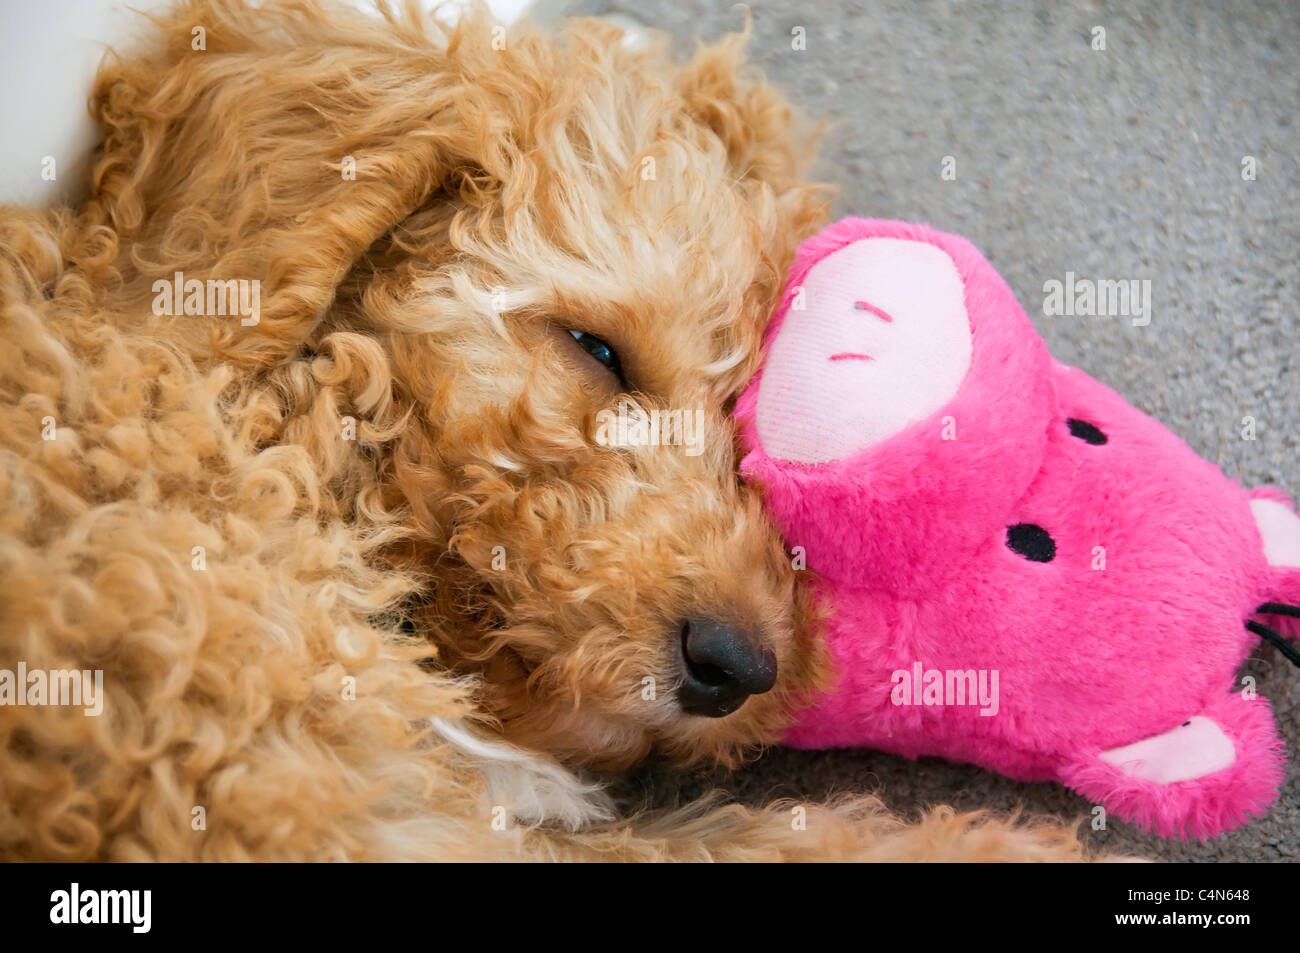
[677, 618, 777, 717]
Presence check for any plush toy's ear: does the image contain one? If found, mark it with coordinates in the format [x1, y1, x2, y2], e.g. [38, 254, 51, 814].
[82, 0, 491, 369]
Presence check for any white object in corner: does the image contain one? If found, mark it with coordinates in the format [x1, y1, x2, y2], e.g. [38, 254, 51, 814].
[0, 0, 538, 207]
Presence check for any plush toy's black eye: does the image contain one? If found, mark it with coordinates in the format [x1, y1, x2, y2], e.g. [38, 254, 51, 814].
[1007, 523, 1056, 562]
[568, 329, 624, 381]
[1067, 418, 1107, 445]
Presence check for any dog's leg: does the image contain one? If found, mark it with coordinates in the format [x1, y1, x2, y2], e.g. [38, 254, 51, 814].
[430, 717, 616, 832]
[524, 799, 1095, 862]
[427, 717, 1093, 861]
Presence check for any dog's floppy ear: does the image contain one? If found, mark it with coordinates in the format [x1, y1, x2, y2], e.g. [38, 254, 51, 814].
[84, 0, 487, 368]
[673, 27, 831, 332]
[671, 29, 831, 383]
[674, 31, 827, 221]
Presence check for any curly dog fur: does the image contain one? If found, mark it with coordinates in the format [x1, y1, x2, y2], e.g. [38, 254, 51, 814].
[0, 0, 1092, 860]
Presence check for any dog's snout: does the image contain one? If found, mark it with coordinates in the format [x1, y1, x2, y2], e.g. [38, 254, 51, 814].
[676, 618, 777, 717]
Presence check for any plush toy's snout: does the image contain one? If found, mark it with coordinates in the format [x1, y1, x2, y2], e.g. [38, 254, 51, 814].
[736, 217, 1300, 840]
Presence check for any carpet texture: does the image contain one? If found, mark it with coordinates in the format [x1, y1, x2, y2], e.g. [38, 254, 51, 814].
[571, 0, 1299, 861]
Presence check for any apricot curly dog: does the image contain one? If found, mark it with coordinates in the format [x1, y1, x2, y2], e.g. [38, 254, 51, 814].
[0, 0, 1091, 860]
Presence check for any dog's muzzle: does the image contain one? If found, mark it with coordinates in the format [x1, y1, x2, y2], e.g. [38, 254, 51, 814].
[676, 618, 777, 717]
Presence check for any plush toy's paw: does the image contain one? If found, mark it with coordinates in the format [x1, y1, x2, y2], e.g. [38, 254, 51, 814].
[1248, 488, 1300, 639]
[1250, 492, 1300, 568]
[1097, 716, 1235, 784]
[1059, 692, 1285, 840]
[754, 236, 972, 464]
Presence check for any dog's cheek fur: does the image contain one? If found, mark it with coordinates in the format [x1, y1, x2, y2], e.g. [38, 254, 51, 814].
[400, 392, 833, 770]
[346, 280, 832, 770]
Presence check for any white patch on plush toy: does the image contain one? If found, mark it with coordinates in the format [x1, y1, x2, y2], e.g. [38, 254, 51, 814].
[756, 238, 973, 464]
[1098, 716, 1235, 785]
[1249, 498, 1300, 568]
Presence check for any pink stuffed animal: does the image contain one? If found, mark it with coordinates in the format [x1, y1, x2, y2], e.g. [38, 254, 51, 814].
[736, 217, 1300, 839]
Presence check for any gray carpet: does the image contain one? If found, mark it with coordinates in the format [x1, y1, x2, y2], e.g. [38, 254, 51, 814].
[569, 0, 1299, 861]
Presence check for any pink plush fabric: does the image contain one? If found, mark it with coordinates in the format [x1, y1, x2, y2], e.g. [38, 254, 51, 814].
[736, 217, 1300, 840]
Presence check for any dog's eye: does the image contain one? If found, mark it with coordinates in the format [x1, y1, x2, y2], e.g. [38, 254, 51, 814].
[567, 329, 624, 381]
